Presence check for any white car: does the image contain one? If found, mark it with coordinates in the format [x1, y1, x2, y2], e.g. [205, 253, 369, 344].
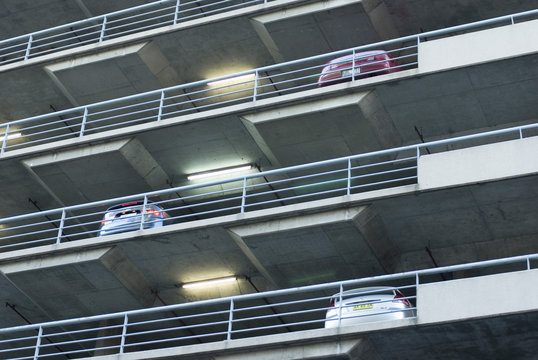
[99, 201, 168, 236]
[324, 286, 415, 328]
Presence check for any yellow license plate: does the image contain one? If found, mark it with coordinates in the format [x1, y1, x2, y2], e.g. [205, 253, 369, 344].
[353, 304, 373, 311]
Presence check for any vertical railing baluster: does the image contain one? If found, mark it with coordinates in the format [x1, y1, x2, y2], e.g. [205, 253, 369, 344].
[157, 91, 165, 121]
[140, 195, 148, 231]
[347, 158, 351, 196]
[227, 299, 234, 340]
[80, 107, 88, 137]
[119, 314, 129, 354]
[57, 209, 66, 244]
[351, 48, 356, 82]
[1, 124, 10, 155]
[174, 0, 181, 24]
[100, 16, 107, 42]
[253, 70, 258, 102]
[519, 127, 523, 139]
[240, 178, 247, 213]
[337, 284, 343, 328]
[527, 257, 531, 270]
[25, 35, 33, 60]
[33, 326, 43, 360]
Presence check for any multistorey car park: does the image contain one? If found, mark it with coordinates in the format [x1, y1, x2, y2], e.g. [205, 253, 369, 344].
[0, 1, 538, 359]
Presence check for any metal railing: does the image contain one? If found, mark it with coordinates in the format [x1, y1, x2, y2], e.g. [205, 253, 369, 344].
[0, 0, 278, 67]
[1, 9, 537, 156]
[0, 122, 537, 253]
[0, 252, 535, 359]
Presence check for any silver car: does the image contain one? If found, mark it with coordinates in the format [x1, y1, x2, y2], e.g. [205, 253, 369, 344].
[98, 201, 168, 236]
[324, 286, 415, 328]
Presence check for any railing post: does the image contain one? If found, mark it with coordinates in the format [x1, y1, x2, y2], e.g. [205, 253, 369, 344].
[99, 16, 107, 42]
[119, 314, 129, 354]
[157, 91, 165, 121]
[140, 195, 148, 231]
[337, 284, 343, 328]
[351, 48, 356, 82]
[527, 256, 531, 270]
[25, 35, 33, 60]
[519, 127, 523, 139]
[57, 209, 66, 244]
[227, 299, 234, 340]
[240, 177, 247, 213]
[253, 70, 258, 102]
[80, 107, 88, 137]
[33, 326, 43, 360]
[174, 0, 181, 24]
[346, 158, 351, 196]
[1, 124, 10, 155]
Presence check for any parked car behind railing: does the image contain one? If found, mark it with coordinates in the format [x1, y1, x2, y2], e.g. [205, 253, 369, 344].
[318, 50, 401, 87]
[99, 201, 169, 236]
[324, 286, 415, 328]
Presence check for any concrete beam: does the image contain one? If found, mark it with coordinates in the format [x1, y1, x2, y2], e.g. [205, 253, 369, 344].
[241, 92, 370, 168]
[44, 42, 149, 107]
[0, 246, 154, 315]
[418, 19, 538, 73]
[226, 229, 280, 289]
[22, 138, 171, 205]
[362, 0, 399, 41]
[418, 137, 538, 190]
[418, 269, 538, 324]
[119, 138, 171, 191]
[350, 204, 400, 273]
[251, 0, 398, 62]
[215, 338, 370, 360]
[357, 90, 402, 150]
[240, 91, 401, 167]
[100, 247, 154, 307]
[251, 0, 363, 63]
[137, 41, 183, 88]
[229, 205, 398, 279]
[229, 207, 367, 238]
[44, 41, 182, 107]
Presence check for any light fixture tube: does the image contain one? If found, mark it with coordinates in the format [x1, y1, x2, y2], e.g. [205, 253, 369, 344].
[207, 74, 255, 86]
[182, 276, 237, 289]
[187, 165, 252, 181]
[0, 132, 22, 142]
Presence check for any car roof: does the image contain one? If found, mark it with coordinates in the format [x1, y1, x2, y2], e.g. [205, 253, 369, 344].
[326, 50, 387, 65]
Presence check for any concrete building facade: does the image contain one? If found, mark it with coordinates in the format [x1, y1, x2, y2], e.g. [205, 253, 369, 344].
[0, 0, 537, 359]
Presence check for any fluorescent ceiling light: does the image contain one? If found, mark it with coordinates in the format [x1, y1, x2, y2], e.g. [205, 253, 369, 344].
[182, 276, 237, 289]
[0, 132, 22, 142]
[188, 164, 252, 181]
[207, 74, 255, 86]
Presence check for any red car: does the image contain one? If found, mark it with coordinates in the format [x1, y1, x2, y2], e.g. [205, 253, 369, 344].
[318, 50, 400, 87]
